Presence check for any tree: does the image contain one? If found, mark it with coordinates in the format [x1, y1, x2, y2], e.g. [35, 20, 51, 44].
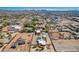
[75, 28, 79, 32]
[32, 18, 38, 21]
[2, 20, 10, 27]
[0, 42, 3, 48]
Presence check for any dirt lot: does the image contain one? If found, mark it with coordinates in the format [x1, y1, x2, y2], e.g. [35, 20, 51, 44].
[2, 33, 33, 52]
[52, 40, 79, 52]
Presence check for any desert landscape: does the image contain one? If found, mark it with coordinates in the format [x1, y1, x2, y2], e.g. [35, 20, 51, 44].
[0, 7, 79, 52]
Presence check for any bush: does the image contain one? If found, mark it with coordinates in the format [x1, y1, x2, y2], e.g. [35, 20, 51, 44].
[32, 18, 38, 21]
[0, 42, 3, 48]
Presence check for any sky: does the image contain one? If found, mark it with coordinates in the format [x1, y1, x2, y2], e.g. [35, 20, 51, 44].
[0, 7, 79, 11]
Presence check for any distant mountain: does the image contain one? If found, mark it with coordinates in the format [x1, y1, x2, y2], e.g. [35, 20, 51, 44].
[0, 7, 79, 11]
[0, 7, 79, 13]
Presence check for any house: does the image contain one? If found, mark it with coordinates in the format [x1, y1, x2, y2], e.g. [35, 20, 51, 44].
[36, 36, 46, 45]
[8, 25, 23, 33]
[35, 29, 42, 35]
[16, 37, 25, 45]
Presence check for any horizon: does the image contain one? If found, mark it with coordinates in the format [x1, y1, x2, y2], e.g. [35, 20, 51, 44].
[0, 7, 79, 11]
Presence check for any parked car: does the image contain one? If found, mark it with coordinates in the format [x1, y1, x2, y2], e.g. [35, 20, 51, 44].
[10, 42, 17, 49]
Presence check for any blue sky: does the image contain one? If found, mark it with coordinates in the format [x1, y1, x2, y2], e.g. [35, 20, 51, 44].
[0, 7, 79, 11]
